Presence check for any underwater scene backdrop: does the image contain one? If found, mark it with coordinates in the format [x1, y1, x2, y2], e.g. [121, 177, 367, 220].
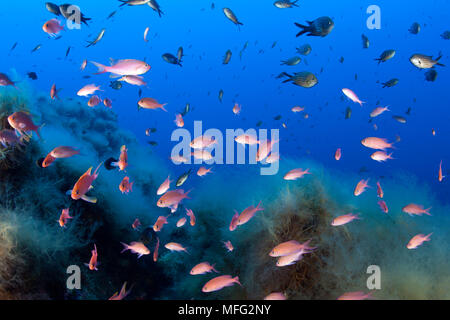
[0, 0, 449, 300]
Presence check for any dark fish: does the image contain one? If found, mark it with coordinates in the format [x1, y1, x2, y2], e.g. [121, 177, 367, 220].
[148, 0, 163, 17]
[409, 22, 420, 35]
[425, 69, 438, 82]
[138, 89, 143, 97]
[65, 46, 71, 58]
[375, 50, 396, 64]
[86, 29, 106, 48]
[211, 3, 215, 10]
[110, 81, 122, 90]
[119, 0, 150, 7]
[392, 115, 407, 124]
[274, 115, 282, 120]
[294, 17, 334, 37]
[59, 4, 91, 25]
[82, 75, 92, 79]
[296, 44, 312, 55]
[45, 2, 61, 16]
[9, 42, 18, 53]
[410, 54, 445, 69]
[345, 107, 352, 119]
[339, 56, 344, 63]
[148, 141, 158, 146]
[382, 78, 399, 88]
[177, 47, 184, 63]
[27, 72, 38, 80]
[219, 89, 224, 102]
[181, 103, 190, 117]
[271, 41, 277, 48]
[223, 50, 232, 64]
[282, 71, 318, 88]
[362, 34, 369, 49]
[281, 56, 301, 66]
[274, 0, 299, 9]
[162, 53, 182, 66]
[107, 11, 117, 19]
[256, 121, 262, 127]
[31, 44, 42, 53]
[405, 107, 412, 115]
[176, 169, 192, 187]
[441, 31, 450, 40]
[223, 8, 243, 28]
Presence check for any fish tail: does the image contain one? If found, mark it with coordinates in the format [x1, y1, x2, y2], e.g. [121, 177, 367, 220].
[120, 242, 129, 253]
[234, 276, 242, 287]
[90, 61, 108, 74]
[160, 103, 168, 112]
[294, 23, 309, 37]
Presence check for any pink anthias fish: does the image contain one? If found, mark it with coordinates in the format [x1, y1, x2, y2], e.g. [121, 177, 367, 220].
[402, 204, 431, 216]
[264, 292, 287, 300]
[223, 240, 234, 252]
[202, 275, 241, 293]
[197, 166, 213, 177]
[85, 244, 99, 271]
[407, 233, 432, 249]
[58, 208, 73, 227]
[77, 84, 101, 97]
[8, 111, 43, 139]
[234, 133, 259, 145]
[186, 208, 196, 226]
[342, 88, 365, 106]
[50, 146, 80, 159]
[109, 282, 132, 300]
[103, 98, 112, 108]
[378, 200, 389, 214]
[176, 217, 187, 227]
[153, 215, 169, 232]
[276, 250, 306, 267]
[337, 291, 373, 300]
[157, 189, 191, 213]
[70, 163, 102, 203]
[269, 239, 315, 257]
[354, 179, 370, 196]
[88, 95, 102, 107]
[370, 106, 390, 118]
[236, 202, 264, 227]
[191, 150, 213, 161]
[265, 152, 280, 164]
[174, 113, 184, 127]
[0, 129, 24, 148]
[232, 103, 241, 115]
[291, 106, 304, 113]
[165, 242, 189, 253]
[335, 148, 342, 161]
[229, 211, 239, 231]
[42, 19, 64, 36]
[331, 213, 360, 226]
[138, 97, 167, 111]
[132, 218, 141, 230]
[0, 73, 17, 88]
[121, 241, 150, 258]
[90, 59, 151, 76]
[190, 135, 216, 149]
[371, 151, 394, 162]
[361, 137, 394, 151]
[283, 168, 311, 180]
[256, 139, 278, 162]
[190, 262, 219, 275]
[376, 181, 384, 198]
[153, 237, 160, 262]
[119, 75, 147, 86]
[157, 175, 172, 195]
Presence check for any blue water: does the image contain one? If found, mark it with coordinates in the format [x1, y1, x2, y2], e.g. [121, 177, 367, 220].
[0, 0, 449, 300]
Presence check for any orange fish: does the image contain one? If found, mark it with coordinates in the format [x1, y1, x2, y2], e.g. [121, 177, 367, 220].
[132, 218, 141, 230]
[338, 291, 372, 300]
[50, 83, 60, 100]
[335, 148, 341, 161]
[165, 242, 189, 253]
[407, 233, 432, 249]
[103, 98, 112, 108]
[42, 154, 56, 167]
[153, 216, 168, 232]
[361, 137, 394, 151]
[236, 202, 263, 226]
[119, 176, 134, 194]
[264, 292, 287, 300]
[190, 262, 218, 275]
[43, 19, 64, 36]
[223, 240, 234, 252]
[197, 166, 213, 177]
[202, 275, 241, 293]
[138, 97, 167, 111]
[156, 189, 191, 213]
[256, 139, 278, 162]
[283, 168, 311, 180]
[354, 179, 370, 196]
[109, 282, 132, 300]
[229, 211, 239, 231]
[291, 106, 304, 113]
[8, 111, 43, 139]
[121, 241, 150, 258]
[186, 208, 196, 226]
[378, 200, 388, 213]
[402, 204, 431, 216]
[232, 103, 241, 115]
[51, 146, 80, 158]
[58, 208, 73, 227]
[153, 237, 160, 262]
[88, 95, 101, 107]
[112, 145, 128, 171]
[174, 113, 184, 127]
[331, 213, 360, 226]
[70, 162, 102, 203]
[85, 244, 99, 271]
[269, 239, 314, 257]
[439, 160, 445, 182]
[177, 217, 187, 227]
[157, 175, 172, 195]
[376, 181, 384, 198]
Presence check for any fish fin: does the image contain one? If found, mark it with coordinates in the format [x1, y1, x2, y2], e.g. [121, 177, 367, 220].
[90, 61, 108, 74]
[160, 103, 168, 112]
[109, 73, 121, 79]
[81, 195, 97, 204]
[66, 189, 73, 195]
[294, 23, 309, 37]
